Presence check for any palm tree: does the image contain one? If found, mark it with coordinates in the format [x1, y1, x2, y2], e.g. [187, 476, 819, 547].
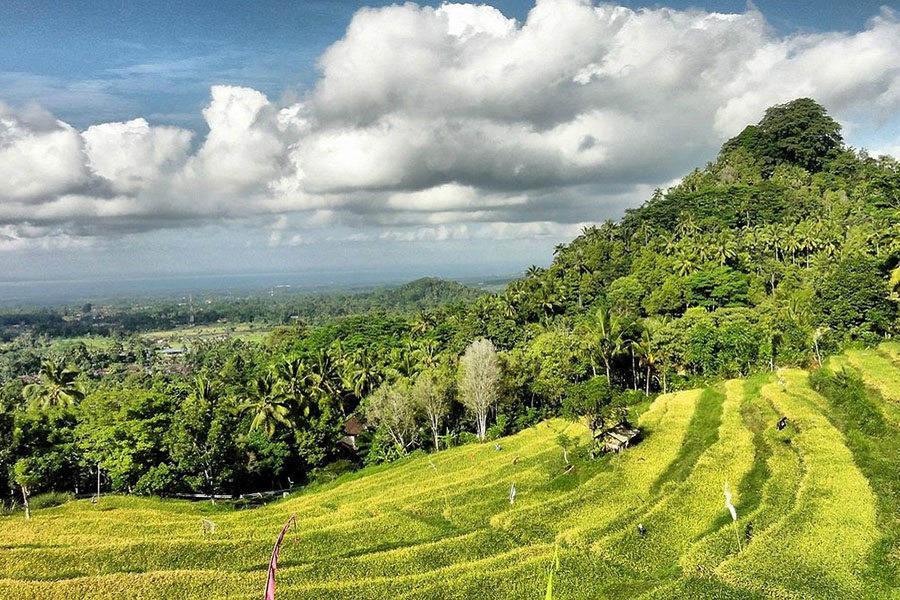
[191, 373, 217, 404]
[23, 359, 84, 409]
[310, 348, 345, 416]
[635, 317, 665, 395]
[347, 350, 382, 400]
[675, 246, 699, 276]
[239, 373, 292, 438]
[713, 230, 738, 266]
[274, 357, 312, 419]
[414, 339, 440, 370]
[580, 307, 624, 381]
[411, 311, 435, 337]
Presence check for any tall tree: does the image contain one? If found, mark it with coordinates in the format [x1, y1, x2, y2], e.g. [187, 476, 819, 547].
[365, 381, 418, 453]
[413, 370, 450, 451]
[458, 338, 501, 441]
[274, 357, 312, 420]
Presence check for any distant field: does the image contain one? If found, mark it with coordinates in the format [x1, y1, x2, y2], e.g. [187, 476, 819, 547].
[142, 323, 275, 345]
[25, 336, 118, 353]
[2, 346, 899, 599]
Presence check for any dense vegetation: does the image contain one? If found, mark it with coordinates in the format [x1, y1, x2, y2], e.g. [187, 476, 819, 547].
[2, 344, 900, 598]
[2, 98, 899, 514]
[0, 277, 485, 341]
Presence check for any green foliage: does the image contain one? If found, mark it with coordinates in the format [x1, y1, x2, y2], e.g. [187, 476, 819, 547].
[815, 255, 896, 341]
[1, 346, 899, 598]
[1, 96, 899, 517]
[722, 98, 843, 174]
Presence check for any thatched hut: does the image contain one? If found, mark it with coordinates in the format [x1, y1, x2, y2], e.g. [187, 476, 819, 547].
[600, 423, 641, 453]
[338, 414, 366, 450]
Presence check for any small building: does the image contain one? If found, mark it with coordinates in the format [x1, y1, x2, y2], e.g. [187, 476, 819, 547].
[600, 422, 641, 453]
[338, 414, 366, 450]
[158, 347, 187, 356]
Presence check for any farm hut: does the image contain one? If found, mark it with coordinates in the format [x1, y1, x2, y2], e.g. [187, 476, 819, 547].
[338, 414, 366, 450]
[600, 423, 641, 453]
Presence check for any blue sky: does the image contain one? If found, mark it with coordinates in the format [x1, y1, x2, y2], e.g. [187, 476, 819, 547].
[1, 1, 892, 129]
[1, 0, 899, 285]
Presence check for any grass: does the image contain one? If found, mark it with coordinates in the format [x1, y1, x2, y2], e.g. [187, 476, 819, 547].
[3, 346, 900, 598]
[142, 323, 275, 345]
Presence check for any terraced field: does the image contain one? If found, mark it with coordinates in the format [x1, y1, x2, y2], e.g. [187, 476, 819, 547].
[3, 345, 900, 599]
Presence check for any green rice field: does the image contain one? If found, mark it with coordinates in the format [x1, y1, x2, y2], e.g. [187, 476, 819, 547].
[3, 345, 900, 599]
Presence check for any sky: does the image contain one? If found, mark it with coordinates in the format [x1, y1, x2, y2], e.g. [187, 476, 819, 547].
[2, 0, 900, 285]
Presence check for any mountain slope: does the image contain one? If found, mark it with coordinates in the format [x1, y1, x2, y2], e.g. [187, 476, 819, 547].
[3, 344, 899, 599]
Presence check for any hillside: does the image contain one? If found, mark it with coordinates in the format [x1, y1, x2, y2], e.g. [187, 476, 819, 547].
[2, 343, 900, 599]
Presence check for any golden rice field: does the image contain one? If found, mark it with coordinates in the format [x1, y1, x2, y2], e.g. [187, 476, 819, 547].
[3, 345, 900, 599]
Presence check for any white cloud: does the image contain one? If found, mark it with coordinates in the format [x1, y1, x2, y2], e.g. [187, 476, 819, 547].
[0, 103, 93, 202]
[82, 118, 192, 194]
[3, 1, 900, 249]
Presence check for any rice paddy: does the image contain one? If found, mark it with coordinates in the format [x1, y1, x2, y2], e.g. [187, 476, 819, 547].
[3, 345, 900, 599]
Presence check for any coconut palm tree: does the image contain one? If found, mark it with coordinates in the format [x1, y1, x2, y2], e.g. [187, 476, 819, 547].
[579, 307, 624, 381]
[347, 350, 382, 400]
[274, 357, 312, 419]
[239, 373, 292, 438]
[22, 359, 84, 409]
[411, 310, 435, 337]
[414, 339, 440, 370]
[309, 348, 345, 416]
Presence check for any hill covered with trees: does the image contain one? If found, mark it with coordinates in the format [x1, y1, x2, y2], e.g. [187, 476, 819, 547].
[1, 97, 899, 508]
[2, 344, 900, 598]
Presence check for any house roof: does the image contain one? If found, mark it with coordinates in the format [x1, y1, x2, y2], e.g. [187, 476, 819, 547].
[601, 423, 641, 445]
[343, 414, 365, 436]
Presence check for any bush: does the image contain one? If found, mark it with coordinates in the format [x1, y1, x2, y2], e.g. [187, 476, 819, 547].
[29, 491, 73, 510]
[311, 459, 356, 485]
[457, 431, 480, 445]
[486, 414, 510, 441]
[0, 499, 19, 516]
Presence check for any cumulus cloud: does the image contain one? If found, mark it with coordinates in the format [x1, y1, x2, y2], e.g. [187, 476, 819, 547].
[3, 0, 900, 249]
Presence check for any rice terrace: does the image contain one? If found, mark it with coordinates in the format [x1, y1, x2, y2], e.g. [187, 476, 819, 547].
[0, 344, 898, 599]
[5, 1, 900, 599]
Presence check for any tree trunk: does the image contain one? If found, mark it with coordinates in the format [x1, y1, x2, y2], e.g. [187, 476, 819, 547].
[477, 410, 488, 441]
[645, 366, 651, 396]
[431, 419, 440, 452]
[630, 355, 636, 389]
[21, 485, 30, 520]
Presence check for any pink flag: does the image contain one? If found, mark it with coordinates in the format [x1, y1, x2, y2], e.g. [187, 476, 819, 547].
[264, 514, 296, 600]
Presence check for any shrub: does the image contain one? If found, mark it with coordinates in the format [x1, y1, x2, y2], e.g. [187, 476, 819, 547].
[28, 491, 73, 511]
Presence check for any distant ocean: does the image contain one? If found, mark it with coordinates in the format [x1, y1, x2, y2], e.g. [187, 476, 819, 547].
[0, 267, 515, 306]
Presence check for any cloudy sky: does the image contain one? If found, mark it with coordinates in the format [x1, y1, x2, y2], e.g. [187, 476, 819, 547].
[2, 0, 900, 284]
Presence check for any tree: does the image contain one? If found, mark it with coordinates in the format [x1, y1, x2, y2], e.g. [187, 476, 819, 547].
[309, 348, 345, 416]
[816, 255, 896, 340]
[76, 388, 175, 494]
[239, 373, 292, 438]
[578, 307, 624, 381]
[365, 381, 418, 453]
[458, 338, 501, 441]
[13, 458, 39, 519]
[274, 357, 312, 421]
[413, 370, 450, 452]
[22, 359, 84, 409]
[525, 329, 581, 406]
[562, 377, 616, 458]
[168, 375, 239, 496]
[722, 98, 842, 174]
[346, 350, 382, 401]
